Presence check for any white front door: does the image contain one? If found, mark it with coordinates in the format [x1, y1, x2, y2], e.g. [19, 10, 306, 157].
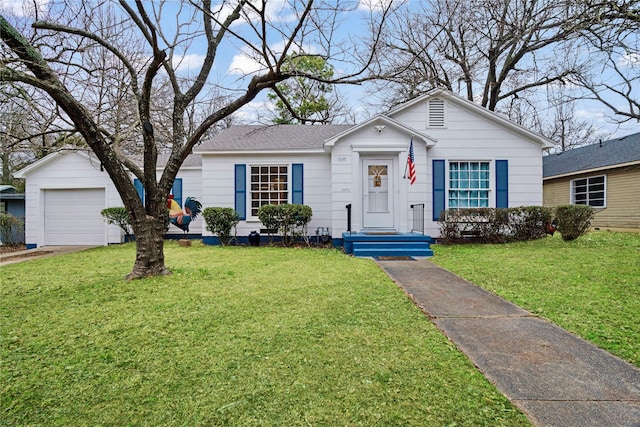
[362, 159, 394, 229]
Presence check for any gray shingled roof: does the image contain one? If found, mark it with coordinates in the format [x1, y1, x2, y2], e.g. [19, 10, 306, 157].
[157, 153, 202, 168]
[195, 124, 354, 152]
[543, 132, 640, 178]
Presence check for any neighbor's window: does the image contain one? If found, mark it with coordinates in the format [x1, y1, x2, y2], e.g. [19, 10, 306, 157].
[250, 165, 288, 217]
[572, 175, 605, 207]
[448, 161, 490, 208]
[0, 201, 6, 213]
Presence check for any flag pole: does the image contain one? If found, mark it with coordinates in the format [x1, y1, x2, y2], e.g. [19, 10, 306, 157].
[403, 136, 413, 179]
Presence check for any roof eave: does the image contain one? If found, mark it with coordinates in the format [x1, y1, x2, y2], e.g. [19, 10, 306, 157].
[324, 115, 438, 148]
[198, 149, 327, 155]
[543, 160, 640, 180]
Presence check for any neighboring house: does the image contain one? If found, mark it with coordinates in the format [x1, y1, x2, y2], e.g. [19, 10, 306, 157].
[543, 133, 640, 231]
[15, 89, 554, 253]
[14, 151, 202, 248]
[0, 185, 26, 243]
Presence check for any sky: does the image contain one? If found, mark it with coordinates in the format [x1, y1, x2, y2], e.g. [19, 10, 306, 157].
[2, 0, 638, 141]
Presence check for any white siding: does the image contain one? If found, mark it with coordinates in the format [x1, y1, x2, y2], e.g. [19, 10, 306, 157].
[391, 99, 546, 237]
[201, 152, 332, 238]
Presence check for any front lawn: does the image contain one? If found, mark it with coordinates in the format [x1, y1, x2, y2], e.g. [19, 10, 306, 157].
[431, 231, 640, 368]
[0, 243, 528, 426]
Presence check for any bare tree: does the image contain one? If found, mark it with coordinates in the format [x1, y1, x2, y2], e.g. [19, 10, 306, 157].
[373, 0, 597, 110]
[0, 81, 77, 185]
[0, 0, 388, 278]
[573, 0, 639, 123]
[543, 84, 601, 152]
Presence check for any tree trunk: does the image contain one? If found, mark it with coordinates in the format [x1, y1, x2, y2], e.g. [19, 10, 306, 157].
[127, 214, 170, 280]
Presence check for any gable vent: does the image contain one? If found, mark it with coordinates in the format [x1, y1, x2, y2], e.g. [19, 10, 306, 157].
[428, 98, 446, 128]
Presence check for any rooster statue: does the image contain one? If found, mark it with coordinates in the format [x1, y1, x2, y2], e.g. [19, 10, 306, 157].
[168, 195, 202, 233]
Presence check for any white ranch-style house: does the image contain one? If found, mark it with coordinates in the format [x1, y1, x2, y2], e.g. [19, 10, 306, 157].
[16, 89, 554, 256]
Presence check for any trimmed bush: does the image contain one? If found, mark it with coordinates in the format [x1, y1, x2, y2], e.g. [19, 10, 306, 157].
[257, 203, 313, 246]
[554, 205, 595, 241]
[509, 206, 554, 241]
[203, 207, 239, 245]
[255, 204, 280, 242]
[101, 207, 132, 242]
[438, 206, 554, 244]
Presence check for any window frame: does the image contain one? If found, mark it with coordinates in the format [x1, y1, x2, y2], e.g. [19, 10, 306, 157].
[249, 164, 290, 218]
[571, 174, 606, 208]
[447, 160, 492, 210]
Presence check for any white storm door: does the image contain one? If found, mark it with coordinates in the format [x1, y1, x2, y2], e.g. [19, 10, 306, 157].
[362, 159, 394, 229]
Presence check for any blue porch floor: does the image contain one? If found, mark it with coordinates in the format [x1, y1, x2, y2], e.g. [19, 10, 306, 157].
[342, 232, 433, 258]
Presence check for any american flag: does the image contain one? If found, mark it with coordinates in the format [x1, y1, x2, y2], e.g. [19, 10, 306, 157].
[407, 138, 416, 185]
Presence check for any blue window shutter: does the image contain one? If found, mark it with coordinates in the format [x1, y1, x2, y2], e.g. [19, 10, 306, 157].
[172, 178, 183, 207]
[292, 163, 304, 204]
[432, 159, 445, 220]
[496, 160, 508, 208]
[134, 179, 144, 203]
[235, 164, 246, 220]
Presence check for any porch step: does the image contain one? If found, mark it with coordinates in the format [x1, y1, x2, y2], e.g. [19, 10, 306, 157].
[343, 232, 433, 258]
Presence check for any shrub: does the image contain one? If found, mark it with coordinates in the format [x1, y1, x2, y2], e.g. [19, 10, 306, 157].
[0, 213, 23, 245]
[203, 207, 239, 245]
[257, 203, 313, 246]
[101, 207, 132, 242]
[256, 204, 280, 242]
[554, 205, 595, 241]
[438, 206, 554, 244]
[438, 208, 508, 244]
[509, 206, 554, 241]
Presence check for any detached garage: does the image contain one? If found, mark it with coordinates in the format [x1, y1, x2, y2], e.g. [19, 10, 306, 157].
[14, 150, 203, 248]
[14, 151, 123, 249]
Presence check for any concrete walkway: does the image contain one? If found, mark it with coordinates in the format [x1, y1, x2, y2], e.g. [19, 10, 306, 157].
[376, 259, 640, 427]
[0, 246, 96, 266]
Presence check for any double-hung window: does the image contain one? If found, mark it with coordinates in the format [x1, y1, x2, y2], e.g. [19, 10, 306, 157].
[572, 175, 605, 207]
[250, 165, 288, 217]
[448, 161, 490, 208]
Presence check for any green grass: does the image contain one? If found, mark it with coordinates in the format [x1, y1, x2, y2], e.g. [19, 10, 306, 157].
[431, 231, 640, 368]
[1, 242, 528, 426]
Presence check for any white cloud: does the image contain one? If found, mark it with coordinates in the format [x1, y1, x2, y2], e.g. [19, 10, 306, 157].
[235, 99, 276, 124]
[227, 41, 320, 76]
[228, 48, 265, 76]
[0, 0, 49, 17]
[172, 53, 207, 72]
[574, 107, 607, 122]
[214, 0, 296, 26]
[357, 0, 393, 12]
[618, 52, 640, 67]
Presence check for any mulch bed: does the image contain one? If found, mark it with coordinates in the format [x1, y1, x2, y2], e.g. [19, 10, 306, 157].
[0, 244, 26, 254]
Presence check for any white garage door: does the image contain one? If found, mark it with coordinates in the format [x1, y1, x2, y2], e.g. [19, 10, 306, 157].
[44, 188, 106, 245]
